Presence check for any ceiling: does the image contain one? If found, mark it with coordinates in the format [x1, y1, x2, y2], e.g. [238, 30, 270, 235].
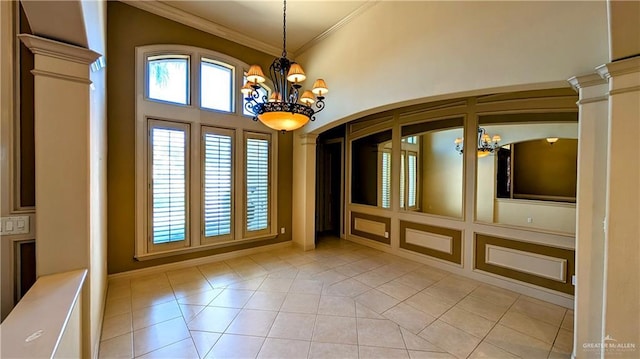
[161, 1, 370, 54]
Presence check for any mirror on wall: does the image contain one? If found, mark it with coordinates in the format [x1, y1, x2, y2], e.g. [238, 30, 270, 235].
[400, 118, 464, 218]
[475, 113, 578, 234]
[350, 129, 393, 208]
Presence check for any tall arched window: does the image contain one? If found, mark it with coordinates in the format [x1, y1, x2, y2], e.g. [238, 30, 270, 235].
[134, 45, 278, 259]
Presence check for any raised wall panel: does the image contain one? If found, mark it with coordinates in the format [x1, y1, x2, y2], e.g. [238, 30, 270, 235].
[405, 229, 453, 254]
[475, 233, 575, 294]
[485, 244, 567, 282]
[399, 221, 462, 264]
[354, 218, 386, 237]
[350, 212, 390, 244]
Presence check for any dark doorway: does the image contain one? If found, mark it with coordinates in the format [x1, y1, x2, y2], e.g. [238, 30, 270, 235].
[316, 127, 345, 244]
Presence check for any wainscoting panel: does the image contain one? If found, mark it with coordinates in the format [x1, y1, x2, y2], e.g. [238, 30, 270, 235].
[475, 233, 575, 295]
[485, 245, 567, 282]
[350, 212, 391, 244]
[399, 221, 462, 264]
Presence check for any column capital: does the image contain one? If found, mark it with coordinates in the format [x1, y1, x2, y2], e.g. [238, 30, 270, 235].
[596, 56, 640, 96]
[568, 73, 608, 104]
[18, 34, 100, 65]
[568, 74, 607, 91]
[298, 133, 319, 146]
[596, 56, 640, 80]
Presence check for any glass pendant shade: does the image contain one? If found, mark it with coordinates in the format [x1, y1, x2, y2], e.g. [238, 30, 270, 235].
[258, 111, 310, 132]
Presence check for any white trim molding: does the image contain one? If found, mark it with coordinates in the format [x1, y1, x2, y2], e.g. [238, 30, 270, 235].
[485, 244, 568, 282]
[405, 228, 453, 255]
[354, 217, 386, 237]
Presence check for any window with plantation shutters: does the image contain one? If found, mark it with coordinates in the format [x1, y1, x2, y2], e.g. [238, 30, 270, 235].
[245, 133, 271, 233]
[136, 46, 280, 259]
[400, 151, 405, 209]
[380, 150, 391, 209]
[202, 128, 233, 240]
[149, 121, 189, 247]
[407, 152, 418, 209]
[400, 151, 419, 210]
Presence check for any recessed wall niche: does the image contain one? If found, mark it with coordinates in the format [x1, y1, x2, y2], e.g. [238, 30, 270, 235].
[400, 117, 464, 218]
[350, 129, 393, 208]
[475, 112, 578, 234]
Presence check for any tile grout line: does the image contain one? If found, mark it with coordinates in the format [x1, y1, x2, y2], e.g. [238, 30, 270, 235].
[465, 294, 523, 359]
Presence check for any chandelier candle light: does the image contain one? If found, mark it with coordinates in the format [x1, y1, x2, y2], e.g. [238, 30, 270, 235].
[455, 127, 501, 158]
[242, 0, 328, 132]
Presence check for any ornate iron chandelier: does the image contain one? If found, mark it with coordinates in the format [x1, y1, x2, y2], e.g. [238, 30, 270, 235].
[242, 0, 328, 132]
[455, 127, 501, 158]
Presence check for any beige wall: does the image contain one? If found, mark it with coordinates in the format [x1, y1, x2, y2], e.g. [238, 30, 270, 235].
[513, 139, 577, 199]
[609, 0, 640, 61]
[298, 1, 608, 133]
[421, 128, 463, 218]
[494, 200, 576, 234]
[106, 2, 293, 274]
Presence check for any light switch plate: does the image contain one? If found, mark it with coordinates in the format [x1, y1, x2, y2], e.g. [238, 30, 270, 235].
[1, 216, 30, 235]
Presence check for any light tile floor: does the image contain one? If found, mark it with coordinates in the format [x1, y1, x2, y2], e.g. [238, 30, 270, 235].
[99, 237, 574, 359]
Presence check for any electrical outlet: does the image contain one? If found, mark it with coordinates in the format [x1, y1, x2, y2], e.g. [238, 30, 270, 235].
[280, 227, 285, 234]
[571, 275, 576, 286]
[527, 217, 533, 223]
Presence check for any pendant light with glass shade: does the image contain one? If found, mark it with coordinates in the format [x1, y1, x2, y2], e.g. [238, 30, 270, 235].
[242, 0, 328, 132]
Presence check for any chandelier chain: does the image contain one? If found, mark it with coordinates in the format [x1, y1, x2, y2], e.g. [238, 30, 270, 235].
[282, 0, 287, 57]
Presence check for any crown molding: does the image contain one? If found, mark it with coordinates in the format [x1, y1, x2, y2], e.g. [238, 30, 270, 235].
[295, 0, 378, 55]
[119, 0, 282, 58]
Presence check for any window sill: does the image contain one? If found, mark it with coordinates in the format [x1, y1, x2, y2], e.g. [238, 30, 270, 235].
[135, 233, 279, 261]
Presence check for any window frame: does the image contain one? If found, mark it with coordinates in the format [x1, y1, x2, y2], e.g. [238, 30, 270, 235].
[145, 53, 191, 106]
[378, 148, 392, 209]
[243, 131, 275, 238]
[146, 119, 191, 253]
[200, 57, 235, 114]
[135, 45, 279, 260]
[406, 150, 419, 210]
[399, 137, 420, 211]
[201, 126, 235, 244]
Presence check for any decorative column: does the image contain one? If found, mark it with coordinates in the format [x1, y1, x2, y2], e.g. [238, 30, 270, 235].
[18, 34, 99, 276]
[568, 74, 609, 358]
[292, 133, 318, 250]
[597, 56, 640, 357]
